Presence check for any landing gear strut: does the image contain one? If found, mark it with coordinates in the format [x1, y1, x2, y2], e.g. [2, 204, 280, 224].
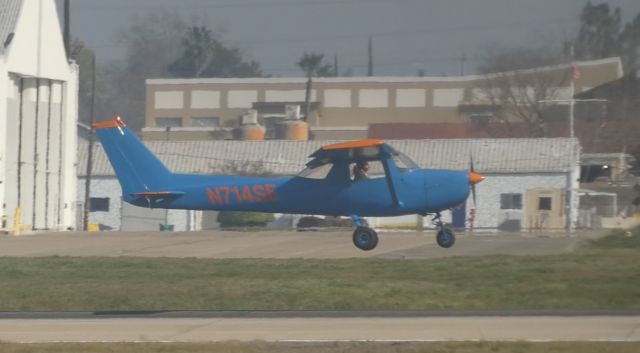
[351, 215, 378, 251]
[432, 213, 455, 248]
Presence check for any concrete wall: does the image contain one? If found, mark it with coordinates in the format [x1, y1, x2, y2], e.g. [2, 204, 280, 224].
[0, 61, 7, 227]
[77, 178, 122, 230]
[60, 66, 78, 230]
[467, 173, 569, 231]
[1, 74, 20, 229]
[2, 77, 74, 231]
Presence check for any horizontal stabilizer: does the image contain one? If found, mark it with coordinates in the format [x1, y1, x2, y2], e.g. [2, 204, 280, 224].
[131, 191, 185, 206]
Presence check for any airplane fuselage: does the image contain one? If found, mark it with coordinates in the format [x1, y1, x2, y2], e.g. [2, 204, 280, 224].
[93, 117, 484, 250]
[128, 168, 470, 217]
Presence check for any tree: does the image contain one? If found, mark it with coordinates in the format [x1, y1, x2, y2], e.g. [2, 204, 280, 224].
[296, 52, 333, 121]
[169, 26, 264, 78]
[575, 2, 622, 61]
[69, 38, 108, 126]
[217, 211, 274, 228]
[474, 44, 571, 137]
[105, 11, 190, 131]
[168, 26, 215, 78]
[620, 13, 640, 72]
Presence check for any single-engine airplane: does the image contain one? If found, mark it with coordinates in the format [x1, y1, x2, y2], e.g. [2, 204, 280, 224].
[94, 116, 485, 251]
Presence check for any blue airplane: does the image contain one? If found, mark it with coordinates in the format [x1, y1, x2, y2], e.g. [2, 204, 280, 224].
[94, 116, 485, 251]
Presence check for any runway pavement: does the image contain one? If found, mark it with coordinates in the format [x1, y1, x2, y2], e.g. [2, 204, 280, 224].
[0, 229, 603, 259]
[0, 313, 638, 343]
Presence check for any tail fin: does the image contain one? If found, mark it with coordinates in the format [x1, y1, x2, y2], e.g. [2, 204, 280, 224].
[93, 117, 173, 202]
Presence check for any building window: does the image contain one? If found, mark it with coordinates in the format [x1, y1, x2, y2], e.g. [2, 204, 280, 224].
[154, 91, 184, 109]
[156, 117, 183, 128]
[395, 89, 426, 107]
[358, 89, 388, 108]
[500, 193, 522, 210]
[192, 117, 220, 127]
[469, 112, 494, 125]
[89, 197, 109, 212]
[538, 197, 552, 211]
[433, 88, 463, 107]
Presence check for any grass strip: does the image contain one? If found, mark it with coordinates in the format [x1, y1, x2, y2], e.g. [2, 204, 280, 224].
[0, 228, 638, 311]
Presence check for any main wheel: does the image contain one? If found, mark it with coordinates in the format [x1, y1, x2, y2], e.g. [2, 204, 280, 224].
[436, 227, 456, 248]
[352, 227, 379, 251]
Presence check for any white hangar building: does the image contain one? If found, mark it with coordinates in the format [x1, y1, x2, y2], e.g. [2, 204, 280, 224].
[78, 138, 580, 232]
[0, 0, 78, 232]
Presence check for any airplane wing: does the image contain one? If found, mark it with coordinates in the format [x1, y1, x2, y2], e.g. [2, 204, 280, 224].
[307, 139, 386, 167]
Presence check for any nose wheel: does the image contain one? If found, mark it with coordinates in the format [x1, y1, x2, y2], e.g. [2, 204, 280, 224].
[433, 213, 455, 248]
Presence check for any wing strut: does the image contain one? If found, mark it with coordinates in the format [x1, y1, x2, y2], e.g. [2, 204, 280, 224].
[381, 157, 403, 207]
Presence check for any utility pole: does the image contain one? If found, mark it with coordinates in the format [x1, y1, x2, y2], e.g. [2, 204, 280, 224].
[367, 37, 373, 76]
[569, 46, 576, 138]
[82, 54, 96, 231]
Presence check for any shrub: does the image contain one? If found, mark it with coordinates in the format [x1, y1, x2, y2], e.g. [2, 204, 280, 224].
[217, 211, 274, 228]
[297, 216, 357, 229]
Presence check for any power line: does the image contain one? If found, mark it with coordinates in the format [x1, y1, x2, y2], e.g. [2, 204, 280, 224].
[73, 0, 423, 11]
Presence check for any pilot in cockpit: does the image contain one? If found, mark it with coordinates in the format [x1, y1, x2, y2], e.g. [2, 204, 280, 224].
[353, 161, 370, 181]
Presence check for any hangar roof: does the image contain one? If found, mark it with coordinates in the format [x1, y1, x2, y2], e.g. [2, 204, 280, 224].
[78, 138, 580, 177]
[0, 0, 22, 54]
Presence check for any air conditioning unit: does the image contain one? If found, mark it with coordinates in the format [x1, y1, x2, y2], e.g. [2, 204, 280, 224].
[241, 109, 258, 125]
[285, 105, 301, 120]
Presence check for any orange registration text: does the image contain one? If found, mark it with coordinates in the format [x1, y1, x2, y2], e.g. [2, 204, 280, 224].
[206, 183, 277, 205]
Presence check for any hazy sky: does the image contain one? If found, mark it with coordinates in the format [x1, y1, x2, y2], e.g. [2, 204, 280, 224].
[58, 0, 640, 77]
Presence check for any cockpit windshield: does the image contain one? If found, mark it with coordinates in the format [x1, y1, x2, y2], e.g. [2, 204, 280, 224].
[297, 162, 334, 179]
[390, 148, 419, 171]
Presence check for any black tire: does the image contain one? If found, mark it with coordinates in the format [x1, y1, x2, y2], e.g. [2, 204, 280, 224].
[436, 227, 456, 248]
[352, 227, 379, 251]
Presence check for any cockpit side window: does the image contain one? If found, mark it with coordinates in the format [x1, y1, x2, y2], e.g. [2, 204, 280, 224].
[298, 163, 334, 179]
[350, 160, 384, 181]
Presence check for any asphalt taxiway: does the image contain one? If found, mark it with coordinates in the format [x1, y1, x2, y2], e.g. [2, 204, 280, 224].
[0, 311, 638, 343]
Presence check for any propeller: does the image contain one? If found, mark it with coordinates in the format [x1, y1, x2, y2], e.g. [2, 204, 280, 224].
[468, 154, 485, 207]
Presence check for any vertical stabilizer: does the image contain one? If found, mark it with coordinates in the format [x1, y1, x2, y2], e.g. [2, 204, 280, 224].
[93, 117, 172, 201]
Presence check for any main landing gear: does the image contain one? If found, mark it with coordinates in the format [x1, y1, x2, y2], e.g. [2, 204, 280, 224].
[348, 213, 456, 251]
[351, 215, 378, 251]
[432, 212, 455, 248]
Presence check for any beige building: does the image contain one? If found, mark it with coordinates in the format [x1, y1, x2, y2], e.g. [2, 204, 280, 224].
[144, 57, 622, 140]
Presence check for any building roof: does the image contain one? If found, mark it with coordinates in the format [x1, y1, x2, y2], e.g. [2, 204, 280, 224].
[369, 122, 640, 154]
[78, 138, 580, 177]
[147, 58, 622, 86]
[0, 0, 22, 54]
